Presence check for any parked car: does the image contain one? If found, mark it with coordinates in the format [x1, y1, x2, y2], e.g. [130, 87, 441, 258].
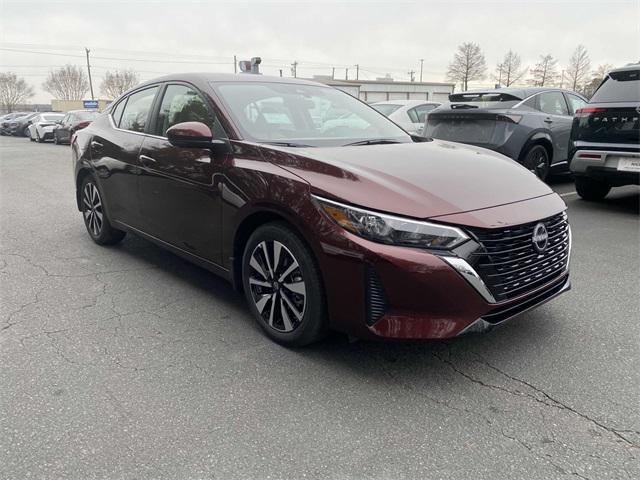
[73, 73, 571, 346]
[372, 99, 441, 134]
[423, 87, 587, 181]
[27, 113, 65, 142]
[53, 110, 100, 145]
[10, 112, 40, 136]
[569, 64, 640, 200]
[0, 112, 31, 135]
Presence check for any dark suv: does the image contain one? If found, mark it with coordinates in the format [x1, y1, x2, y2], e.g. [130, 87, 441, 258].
[569, 64, 640, 200]
[72, 73, 571, 346]
[423, 87, 587, 181]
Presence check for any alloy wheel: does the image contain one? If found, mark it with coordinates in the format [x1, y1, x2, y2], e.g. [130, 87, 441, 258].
[82, 183, 104, 237]
[248, 240, 306, 333]
[525, 146, 549, 180]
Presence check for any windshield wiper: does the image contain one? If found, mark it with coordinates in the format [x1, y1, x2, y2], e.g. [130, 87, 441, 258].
[262, 141, 314, 148]
[343, 139, 402, 146]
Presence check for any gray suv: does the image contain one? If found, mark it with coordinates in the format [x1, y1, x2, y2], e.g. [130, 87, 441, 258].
[423, 87, 587, 181]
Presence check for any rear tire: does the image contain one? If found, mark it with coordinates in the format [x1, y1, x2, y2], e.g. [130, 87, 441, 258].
[79, 176, 126, 245]
[242, 222, 328, 347]
[522, 144, 550, 181]
[23, 127, 30, 137]
[575, 176, 611, 201]
[53, 134, 59, 145]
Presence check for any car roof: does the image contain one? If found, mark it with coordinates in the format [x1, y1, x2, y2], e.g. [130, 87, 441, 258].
[136, 72, 329, 90]
[453, 86, 574, 100]
[608, 63, 640, 74]
[66, 109, 99, 114]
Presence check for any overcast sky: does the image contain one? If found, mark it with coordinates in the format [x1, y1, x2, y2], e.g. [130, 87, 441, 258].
[1, 0, 639, 103]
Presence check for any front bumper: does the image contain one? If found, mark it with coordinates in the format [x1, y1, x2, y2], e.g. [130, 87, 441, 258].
[313, 196, 571, 340]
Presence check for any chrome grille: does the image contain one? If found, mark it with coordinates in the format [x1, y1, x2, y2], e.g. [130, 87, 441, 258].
[468, 213, 570, 302]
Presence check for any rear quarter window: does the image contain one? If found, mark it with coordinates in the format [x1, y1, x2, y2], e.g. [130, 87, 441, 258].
[591, 69, 640, 103]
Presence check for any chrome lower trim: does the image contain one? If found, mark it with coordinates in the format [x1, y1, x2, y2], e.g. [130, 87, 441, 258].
[441, 256, 496, 303]
[458, 275, 571, 335]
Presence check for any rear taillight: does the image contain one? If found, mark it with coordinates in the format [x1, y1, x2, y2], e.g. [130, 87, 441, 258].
[575, 107, 607, 115]
[577, 152, 602, 159]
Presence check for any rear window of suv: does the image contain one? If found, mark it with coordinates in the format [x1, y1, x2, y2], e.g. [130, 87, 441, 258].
[590, 69, 640, 103]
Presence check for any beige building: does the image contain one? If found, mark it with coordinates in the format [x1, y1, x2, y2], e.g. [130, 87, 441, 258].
[310, 76, 455, 103]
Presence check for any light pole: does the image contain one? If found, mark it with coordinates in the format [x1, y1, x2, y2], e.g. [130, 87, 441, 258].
[419, 59, 424, 82]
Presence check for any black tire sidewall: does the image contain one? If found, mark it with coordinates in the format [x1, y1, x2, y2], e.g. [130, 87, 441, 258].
[242, 222, 327, 347]
[575, 176, 611, 201]
[79, 175, 125, 245]
[524, 145, 550, 181]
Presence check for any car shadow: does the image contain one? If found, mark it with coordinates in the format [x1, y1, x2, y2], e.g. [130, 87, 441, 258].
[573, 188, 640, 215]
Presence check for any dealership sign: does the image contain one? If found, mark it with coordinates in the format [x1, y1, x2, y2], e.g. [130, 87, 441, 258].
[83, 100, 99, 109]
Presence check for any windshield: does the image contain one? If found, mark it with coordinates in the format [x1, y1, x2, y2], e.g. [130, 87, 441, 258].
[76, 111, 99, 121]
[42, 114, 64, 122]
[212, 81, 410, 147]
[372, 104, 402, 116]
[448, 92, 521, 109]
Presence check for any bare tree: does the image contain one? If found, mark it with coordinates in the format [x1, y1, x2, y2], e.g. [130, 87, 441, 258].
[494, 50, 527, 87]
[565, 45, 591, 92]
[529, 54, 559, 86]
[100, 70, 140, 99]
[0, 72, 35, 112]
[446, 42, 487, 91]
[42, 65, 89, 100]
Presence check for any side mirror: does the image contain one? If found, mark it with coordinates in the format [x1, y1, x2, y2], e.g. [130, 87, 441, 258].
[167, 121, 214, 148]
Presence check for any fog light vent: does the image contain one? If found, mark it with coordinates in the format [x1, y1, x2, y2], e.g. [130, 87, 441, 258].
[365, 266, 388, 326]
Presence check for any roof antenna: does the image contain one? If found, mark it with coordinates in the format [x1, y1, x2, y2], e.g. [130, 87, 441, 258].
[238, 57, 262, 74]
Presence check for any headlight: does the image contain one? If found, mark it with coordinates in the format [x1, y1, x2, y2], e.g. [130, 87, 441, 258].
[314, 195, 468, 249]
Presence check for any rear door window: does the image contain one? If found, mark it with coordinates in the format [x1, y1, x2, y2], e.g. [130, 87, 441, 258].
[120, 87, 159, 133]
[590, 69, 640, 103]
[537, 92, 569, 116]
[565, 94, 587, 114]
[408, 104, 437, 123]
[111, 99, 127, 127]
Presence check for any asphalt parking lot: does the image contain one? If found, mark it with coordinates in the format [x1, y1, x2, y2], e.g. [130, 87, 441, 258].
[1, 135, 638, 480]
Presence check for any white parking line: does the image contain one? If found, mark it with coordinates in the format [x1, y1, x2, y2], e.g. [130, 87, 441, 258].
[560, 191, 578, 198]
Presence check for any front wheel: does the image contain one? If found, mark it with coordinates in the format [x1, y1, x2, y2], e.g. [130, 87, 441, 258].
[575, 176, 611, 201]
[80, 176, 126, 245]
[242, 222, 328, 347]
[35, 131, 41, 143]
[522, 144, 550, 181]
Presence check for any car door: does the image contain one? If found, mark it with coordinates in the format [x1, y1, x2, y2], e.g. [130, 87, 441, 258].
[137, 83, 227, 264]
[536, 91, 572, 163]
[90, 86, 160, 228]
[58, 114, 71, 142]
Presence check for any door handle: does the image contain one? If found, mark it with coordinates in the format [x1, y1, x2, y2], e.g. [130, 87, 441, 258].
[91, 140, 104, 149]
[139, 154, 157, 165]
[543, 117, 553, 124]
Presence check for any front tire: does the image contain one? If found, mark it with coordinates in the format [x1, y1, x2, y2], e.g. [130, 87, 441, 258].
[35, 131, 42, 143]
[242, 222, 328, 347]
[80, 176, 126, 245]
[575, 176, 611, 201]
[522, 144, 550, 181]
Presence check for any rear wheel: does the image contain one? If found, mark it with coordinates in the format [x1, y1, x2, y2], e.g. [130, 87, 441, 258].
[23, 126, 30, 137]
[53, 134, 59, 145]
[575, 176, 611, 201]
[80, 176, 126, 245]
[522, 144, 550, 181]
[242, 222, 328, 347]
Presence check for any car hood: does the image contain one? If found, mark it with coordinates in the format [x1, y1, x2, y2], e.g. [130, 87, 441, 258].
[262, 140, 554, 219]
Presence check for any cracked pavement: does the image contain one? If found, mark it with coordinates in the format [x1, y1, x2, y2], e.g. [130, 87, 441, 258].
[1, 136, 638, 479]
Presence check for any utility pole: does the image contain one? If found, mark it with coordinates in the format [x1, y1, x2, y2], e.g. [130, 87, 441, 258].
[408, 70, 415, 82]
[355, 64, 359, 80]
[345, 68, 348, 80]
[291, 61, 298, 78]
[332, 67, 335, 79]
[419, 59, 424, 82]
[234, 55, 237, 74]
[85, 47, 94, 100]
[279, 69, 283, 77]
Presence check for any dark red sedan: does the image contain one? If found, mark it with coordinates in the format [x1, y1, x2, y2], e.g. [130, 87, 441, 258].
[72, 73, 571, 346]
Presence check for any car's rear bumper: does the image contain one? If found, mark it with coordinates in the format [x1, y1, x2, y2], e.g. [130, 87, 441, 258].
[571, 149, 640, 186]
